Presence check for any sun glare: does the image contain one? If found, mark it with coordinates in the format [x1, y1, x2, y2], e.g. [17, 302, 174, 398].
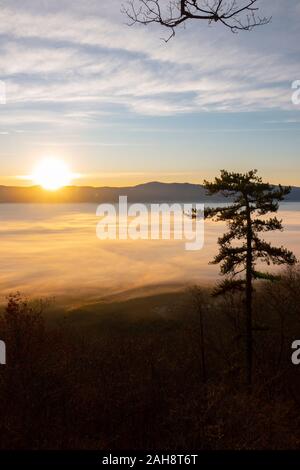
[33, 159, 72, 190]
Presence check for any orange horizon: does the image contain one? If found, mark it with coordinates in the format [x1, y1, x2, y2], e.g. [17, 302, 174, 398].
[1, 172, 300, 189]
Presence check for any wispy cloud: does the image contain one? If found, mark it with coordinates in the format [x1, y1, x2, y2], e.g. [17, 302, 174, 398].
[0, 0, 299, 121]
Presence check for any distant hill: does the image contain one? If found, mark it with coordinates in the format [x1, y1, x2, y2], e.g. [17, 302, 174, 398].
[0, 182, 300, 203]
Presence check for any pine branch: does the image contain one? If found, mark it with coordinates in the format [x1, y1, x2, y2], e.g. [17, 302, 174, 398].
[212, 277, 246, 297]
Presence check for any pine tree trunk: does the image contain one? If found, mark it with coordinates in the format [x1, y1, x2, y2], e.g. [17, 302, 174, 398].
[199, 304, 207, 384]
[245, 200, 253, 389]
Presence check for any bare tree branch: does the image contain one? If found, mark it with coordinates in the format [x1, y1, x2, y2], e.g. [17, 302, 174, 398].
[122, 0, 271, 41]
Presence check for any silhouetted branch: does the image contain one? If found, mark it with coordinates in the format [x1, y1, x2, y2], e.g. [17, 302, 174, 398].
[122, 0, 271, 41]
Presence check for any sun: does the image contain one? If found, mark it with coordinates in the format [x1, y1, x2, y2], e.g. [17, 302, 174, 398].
[33, 158, 72, 190]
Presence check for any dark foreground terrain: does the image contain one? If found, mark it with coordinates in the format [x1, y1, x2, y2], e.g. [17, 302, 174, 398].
[0, 268, 300, 449]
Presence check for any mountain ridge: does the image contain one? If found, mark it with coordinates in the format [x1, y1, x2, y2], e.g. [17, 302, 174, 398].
[0, 182, 300, 203]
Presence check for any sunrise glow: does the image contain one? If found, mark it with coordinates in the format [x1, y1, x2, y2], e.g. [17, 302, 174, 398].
[32, 159, 72, 190]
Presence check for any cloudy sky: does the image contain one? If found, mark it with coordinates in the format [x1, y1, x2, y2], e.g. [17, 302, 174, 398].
[0, 0, 300, 186]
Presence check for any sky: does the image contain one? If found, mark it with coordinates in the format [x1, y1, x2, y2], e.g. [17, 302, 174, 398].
[0, 0, 300, 187]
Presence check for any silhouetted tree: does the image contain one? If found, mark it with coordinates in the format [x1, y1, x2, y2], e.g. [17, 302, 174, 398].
[204, 170, 297, 388]
[190, 286, 207, 383]
[3, 293, 46, 365]
[122, 0, 271, 40]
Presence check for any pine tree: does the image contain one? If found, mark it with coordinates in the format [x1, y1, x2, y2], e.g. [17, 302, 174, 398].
[204, 170, 297, 388]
